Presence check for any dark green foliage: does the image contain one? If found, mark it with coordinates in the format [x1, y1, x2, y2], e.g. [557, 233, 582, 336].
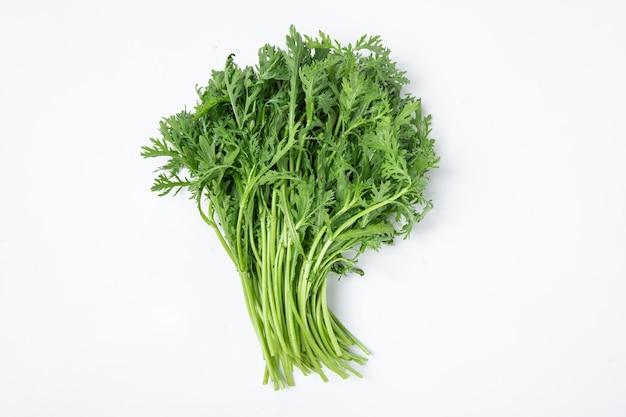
[142, 26, 438, 389]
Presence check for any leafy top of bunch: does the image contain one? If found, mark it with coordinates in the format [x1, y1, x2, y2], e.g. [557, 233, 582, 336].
[142, 26, 438, 277]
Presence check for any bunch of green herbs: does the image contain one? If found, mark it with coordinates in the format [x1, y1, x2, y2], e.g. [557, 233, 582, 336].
[141, 26, 438, 389]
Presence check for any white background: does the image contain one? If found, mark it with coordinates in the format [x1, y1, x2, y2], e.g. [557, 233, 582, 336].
[1, 1, 625, 416]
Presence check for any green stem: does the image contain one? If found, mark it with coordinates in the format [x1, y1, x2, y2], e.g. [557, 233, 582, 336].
[239, 269, 283, 389]
[320, 279, 342, 357]
[196, 196, 235, 264]
[268, 194, 289, 355]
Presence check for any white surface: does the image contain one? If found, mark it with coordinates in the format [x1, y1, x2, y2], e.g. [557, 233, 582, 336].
[1, 1, 625, 415]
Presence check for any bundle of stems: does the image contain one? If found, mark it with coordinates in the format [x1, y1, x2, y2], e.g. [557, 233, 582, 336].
[142, 26, 438, 389]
